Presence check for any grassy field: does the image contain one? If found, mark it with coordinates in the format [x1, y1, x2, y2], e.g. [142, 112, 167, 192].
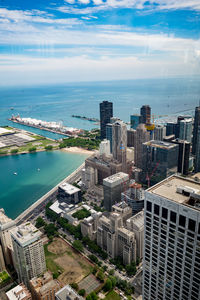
[104, 290, 121, 300]
[44, 238, 93, 284]
[0, 271, 11, 285]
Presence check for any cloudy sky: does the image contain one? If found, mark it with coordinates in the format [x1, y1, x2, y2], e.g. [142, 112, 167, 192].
[0, 0, 200, 85]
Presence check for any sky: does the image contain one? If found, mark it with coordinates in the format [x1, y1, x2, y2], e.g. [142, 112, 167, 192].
[0, 0, 200, 85]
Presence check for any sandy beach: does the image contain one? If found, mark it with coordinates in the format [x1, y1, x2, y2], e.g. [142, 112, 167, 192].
[61, 146, 96, 156]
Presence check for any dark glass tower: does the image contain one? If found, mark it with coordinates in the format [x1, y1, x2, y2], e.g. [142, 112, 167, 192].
[140, 105, 151, 124]
[100, 101, 113, 139]
[192, 106, 200, 155]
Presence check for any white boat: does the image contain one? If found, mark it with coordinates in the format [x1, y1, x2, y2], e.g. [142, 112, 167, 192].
[13, 172, 17, 175]
[37, 168, 40, 171]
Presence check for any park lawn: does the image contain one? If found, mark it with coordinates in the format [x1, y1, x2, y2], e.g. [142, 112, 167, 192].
[104, 290, 121, 300]
[44, 244, 64, 279]
[0, 271, 11, 284]
[44, 238, 93, 285]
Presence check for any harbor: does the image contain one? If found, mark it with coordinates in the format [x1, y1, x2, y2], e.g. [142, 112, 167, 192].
[10, 115, 83, 137]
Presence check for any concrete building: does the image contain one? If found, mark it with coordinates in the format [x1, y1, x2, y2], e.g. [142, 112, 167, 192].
[140, 105, 151, 125]
[6, 284, 32, 300]
[127, 129, 136, 147]
[192, 106, 200, 155]
[55, 285, 84, 300]
[112, 201, 132, 224]
[126, 210, 144, 259]
[0, 244, 5, 272]
[81, 166, 97, 189]
[112, 120, 127, 172]
[130, 115, 142, 130]
[143, 175, 200, 300]
[58, 182, 81, 204]
[121, 181, 144, 215]
[171, 139, 190, 175]
[84, 154, 125, 185]
[103, 172, 129, 211]
[153, 125, 166, 141]
[142, 140, 179, 185]
[194, 126, 200, 173]
[100, 101, 113, 140]
[81, 211, 102, 240]
[0, 208, 16, 265]
[179, 118, 192, 143]
[29, 271, 62, 300]
[99, 139, 110, 157]
[11, 223, 46, 287]
[134, 124, 150, 169]
[97, 212, 136, 265]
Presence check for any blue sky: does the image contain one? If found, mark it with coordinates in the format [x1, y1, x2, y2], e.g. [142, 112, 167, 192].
[0, 0, 200, 85]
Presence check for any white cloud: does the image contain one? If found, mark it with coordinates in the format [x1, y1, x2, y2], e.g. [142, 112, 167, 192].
[0, 53, 199, 86]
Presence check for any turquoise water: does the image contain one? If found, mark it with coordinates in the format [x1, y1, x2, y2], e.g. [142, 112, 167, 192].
[0, 151, 88, 219]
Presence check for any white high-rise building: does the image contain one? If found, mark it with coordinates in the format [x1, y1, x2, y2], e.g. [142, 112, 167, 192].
[0, 208, 16, 265]
[99, 139, 111, 157]
[143, 175, 200, 300]
[112, 120, 127, 171]
[10, 222, 46, 287]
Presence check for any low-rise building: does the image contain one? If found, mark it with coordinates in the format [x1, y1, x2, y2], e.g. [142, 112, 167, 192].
[81, 211, 102, 240]
[6, 283, 32, 300]
[97, 212, 136, 265]
[55, 285, 84, 300]
[58, 183, 81, 204]
[29, 271, 62, 300]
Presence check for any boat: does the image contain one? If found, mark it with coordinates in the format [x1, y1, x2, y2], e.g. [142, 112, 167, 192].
[13, 172, 17, 175]
[37, 168, 40, 171]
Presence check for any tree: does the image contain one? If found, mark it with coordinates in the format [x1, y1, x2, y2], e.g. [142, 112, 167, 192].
[11, 148, 18, 154]
[70, 282, 78, 291]
[92, 266, 98, 275]
[28, 146, 37, 152]
[104, 279, 112, 292]
[97, 270, 105, 282]
[109, 269, 115, 275]
[35, 217, 46, 228]
[72, 240, 83, 252]
[45, 145, 53, 150]
[109, 276, 117, 288]
[78, 289, 86, 296]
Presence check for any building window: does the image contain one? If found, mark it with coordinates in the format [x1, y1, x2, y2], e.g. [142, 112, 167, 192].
[154, 204, 160, 216]
[188, 219, 196, 232]
[147, 201, 152, 212]
[170, 211, 177, 223]
[179, 215, 186, 227]
[162, 207, 168, 219]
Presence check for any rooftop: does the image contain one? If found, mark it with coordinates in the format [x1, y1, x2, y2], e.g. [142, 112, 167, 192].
[143, 140, 178, 149]
[126, 211, 144, 230]
[103, 172, 129, 187]
[59, 182, 80, 194]
[6, 284, 31, 300]
[55, 285, 84, 300]
[10, 222, 42, 246]
[148, 175, 200, 210]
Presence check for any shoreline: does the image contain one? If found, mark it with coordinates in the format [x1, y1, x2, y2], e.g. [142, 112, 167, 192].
[15, 162, 86, 224]
[61, 146, 96, 156]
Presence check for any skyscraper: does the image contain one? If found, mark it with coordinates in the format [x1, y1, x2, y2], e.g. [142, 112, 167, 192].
[143, 175, 200, 300]
[112, 120, 127, 171]
[134, 124, 150, 169]
[106, 123, 113, 153]
[11, 222, 46, 287]
[100, 101, 113, 140]
[130, 114, 142, 130]
[140, 105, 151, 124]
[194, 126, 200, 172]
[179, 118, 192, 142]
[171, 139, 190, 175]
[192, 106, 200, 155]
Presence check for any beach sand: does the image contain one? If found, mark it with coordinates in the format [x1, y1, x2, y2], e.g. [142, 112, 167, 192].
[61, 146, 96, 156]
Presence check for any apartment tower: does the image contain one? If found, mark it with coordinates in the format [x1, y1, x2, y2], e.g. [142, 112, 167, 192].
[100, 101, 113, 140]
